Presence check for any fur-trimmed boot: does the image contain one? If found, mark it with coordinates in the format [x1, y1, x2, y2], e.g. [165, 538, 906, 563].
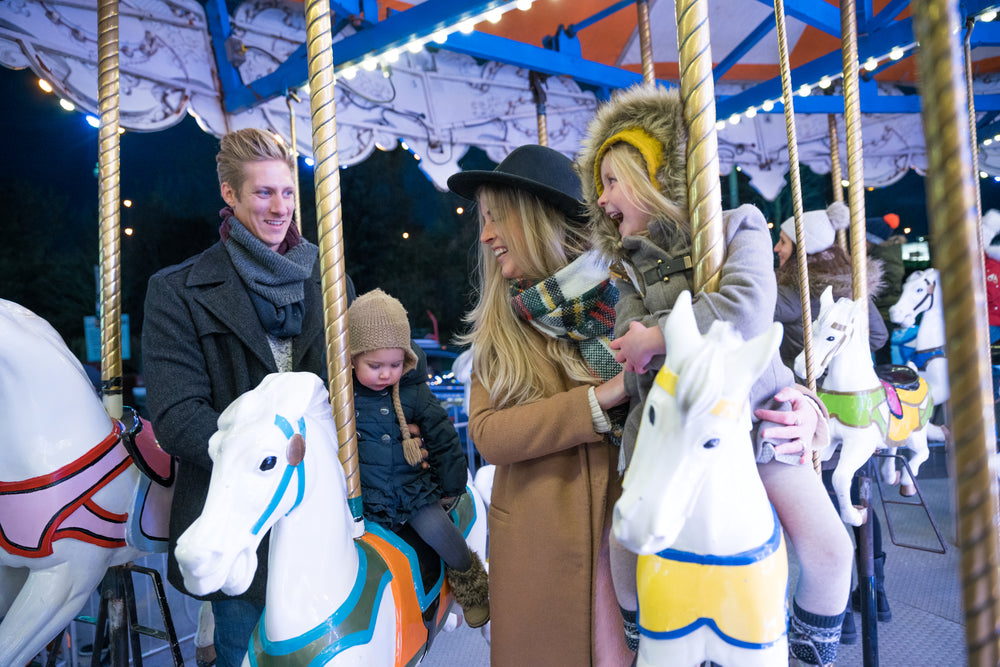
[447, 552, 490, 628]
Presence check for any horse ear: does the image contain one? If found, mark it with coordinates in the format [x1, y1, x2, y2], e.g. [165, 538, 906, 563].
[820, 285, 835, 311]
[287, 433, 305, 466]
[737, 322, 784, 386]
[663, 290, 701, 363]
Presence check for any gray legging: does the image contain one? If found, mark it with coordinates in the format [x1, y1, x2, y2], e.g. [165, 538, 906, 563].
[407, 501, 472, 571]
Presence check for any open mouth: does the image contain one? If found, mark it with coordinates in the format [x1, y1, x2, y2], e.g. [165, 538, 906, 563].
[610, 212, 624, 226]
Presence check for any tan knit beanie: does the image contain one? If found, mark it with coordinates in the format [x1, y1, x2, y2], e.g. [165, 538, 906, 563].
[348, 289, 424, 466]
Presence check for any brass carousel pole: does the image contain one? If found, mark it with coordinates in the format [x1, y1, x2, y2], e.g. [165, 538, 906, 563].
[98, 0, 122, 422]
[636, 0, 655, 85]
[829, 113, 848, 251]
[302, 0, 362, 522]
[913, 2, 1000, 663]
[964, 17, 984, 228]
[674, 0, 723, 293]
[287, 89, 303, 228]
[774, 0, 820, 474]
[530, 71, 548, 146]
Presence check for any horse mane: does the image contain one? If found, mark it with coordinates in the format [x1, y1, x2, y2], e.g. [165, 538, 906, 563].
[671, 321, 737, 422]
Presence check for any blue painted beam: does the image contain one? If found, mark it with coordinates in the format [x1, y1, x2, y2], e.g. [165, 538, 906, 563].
[752, 0, 841, 36]
[714, 12, 774, 82]
[971, 22, 1000, 47]
[867, 0, 910, 32]
[565, 0, 633, 37]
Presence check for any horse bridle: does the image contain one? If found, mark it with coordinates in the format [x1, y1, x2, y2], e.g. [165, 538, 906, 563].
[815, 315, 854, 372]
[909, 274, 936, 315]
[251, 414, 307, 536]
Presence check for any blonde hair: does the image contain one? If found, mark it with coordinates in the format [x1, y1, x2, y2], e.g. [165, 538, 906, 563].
[217, 128, 295, 195]
[602, 142, 688, 241]
[458, 185, 599, 409]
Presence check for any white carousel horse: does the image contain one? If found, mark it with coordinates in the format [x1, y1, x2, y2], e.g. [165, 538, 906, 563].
[0, 299, 174, 666]
[175, 371, 488, 667]
[613, 291, 788, 667]
[796, 287, 936, 525]
[888, 268, 949, 407]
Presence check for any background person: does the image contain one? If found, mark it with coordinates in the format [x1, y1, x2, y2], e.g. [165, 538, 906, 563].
[142, 128, 355, 667]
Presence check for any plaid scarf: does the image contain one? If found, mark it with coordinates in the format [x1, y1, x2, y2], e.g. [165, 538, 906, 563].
[510, 250, 625, 446]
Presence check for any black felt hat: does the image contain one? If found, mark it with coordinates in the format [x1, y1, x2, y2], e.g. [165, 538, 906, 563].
[447, 145, 587, 222]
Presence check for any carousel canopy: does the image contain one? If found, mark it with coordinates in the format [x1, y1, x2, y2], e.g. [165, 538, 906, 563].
[3, 0, 1000, 199]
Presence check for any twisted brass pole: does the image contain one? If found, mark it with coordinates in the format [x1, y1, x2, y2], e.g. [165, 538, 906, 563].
[913, 2, 1000, 662]
[675, 0, 723, 293]
[303, 0, 361, 519]
[636, 0, 655, 85]
[841, 0, 868, 344]
[287, 90, 303, 229]
[829, 113, 848, 251]
[964, 18, 983, 229]
[775, 0, 819, 472]
[98, 0, 122, 421]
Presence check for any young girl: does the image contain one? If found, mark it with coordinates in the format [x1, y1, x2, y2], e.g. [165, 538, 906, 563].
[577, 85, 854, 666]
[348, 288, 489, 628]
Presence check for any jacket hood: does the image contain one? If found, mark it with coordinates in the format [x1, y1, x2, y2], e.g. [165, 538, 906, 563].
[778, 253, 886, 301]
[575, 85, 688, 262]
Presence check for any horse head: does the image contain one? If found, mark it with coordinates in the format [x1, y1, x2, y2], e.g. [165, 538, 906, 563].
[175, 372, 348, 597]
[889, 268, 939, 328]
[613, 291, 782, 555]
[794, 286, 867, 380]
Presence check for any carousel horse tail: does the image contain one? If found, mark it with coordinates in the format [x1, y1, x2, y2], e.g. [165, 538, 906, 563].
[446, 551, 490, 628]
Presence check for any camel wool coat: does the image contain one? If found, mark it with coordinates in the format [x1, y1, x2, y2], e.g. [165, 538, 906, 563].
[469, 350, 625, 666]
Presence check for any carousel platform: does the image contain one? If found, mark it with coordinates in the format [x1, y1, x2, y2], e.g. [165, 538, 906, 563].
[48, 443, 963, 666]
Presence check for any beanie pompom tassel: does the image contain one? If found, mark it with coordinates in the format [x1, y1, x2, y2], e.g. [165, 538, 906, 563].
[401, 435, 425, 467]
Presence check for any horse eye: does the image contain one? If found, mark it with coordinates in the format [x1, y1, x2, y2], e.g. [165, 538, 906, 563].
[646, 405, 656, 425]
[826, 335, 835, 342]
[260, 456, 277, 471]
[703, 439, 719, 449]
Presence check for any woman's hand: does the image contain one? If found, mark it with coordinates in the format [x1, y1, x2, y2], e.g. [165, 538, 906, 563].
[753, 386, 820, 464]
[594, 371, 628, 410]
[609, 321, 665, 373]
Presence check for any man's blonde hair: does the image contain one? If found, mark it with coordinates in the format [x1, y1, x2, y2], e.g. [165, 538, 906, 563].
[216, 128, 295, 196]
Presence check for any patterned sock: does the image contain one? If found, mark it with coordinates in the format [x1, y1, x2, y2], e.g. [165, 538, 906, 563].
[621, 606, 639, 652]
[788, 600, 845, 665]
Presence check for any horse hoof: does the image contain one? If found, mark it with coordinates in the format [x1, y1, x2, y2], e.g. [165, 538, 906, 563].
[854, 505, 868, 525]
[901, 484, 917, 497]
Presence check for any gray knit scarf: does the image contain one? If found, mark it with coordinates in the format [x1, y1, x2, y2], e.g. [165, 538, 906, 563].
[224, 217, 318, 337]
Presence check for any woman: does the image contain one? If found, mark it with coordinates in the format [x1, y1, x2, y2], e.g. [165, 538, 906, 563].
[773, 201, 888, 371]
[448, 145, 633, 666]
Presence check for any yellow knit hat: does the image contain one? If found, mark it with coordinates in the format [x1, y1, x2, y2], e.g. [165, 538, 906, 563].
[593, 127, 665, 196]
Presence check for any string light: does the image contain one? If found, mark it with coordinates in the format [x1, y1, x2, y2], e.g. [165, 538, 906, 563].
[982, 8, 997, 21]
[59, 99, 75, 111]
[745, 107, 757, 118]
[798, 83, 812, 97]
[761, 99, 775, 112]
[38, 78, 53, 93]
[863, 57, 879, 71]
[889, 46, 904, 61]
[818, 76, 832, 89]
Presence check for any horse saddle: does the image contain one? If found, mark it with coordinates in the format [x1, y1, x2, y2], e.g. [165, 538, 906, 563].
[119, 407, 175, 487]
[875, 365, 919, 420]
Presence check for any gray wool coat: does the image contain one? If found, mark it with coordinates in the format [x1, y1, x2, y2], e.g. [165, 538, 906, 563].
[141, 240, 355, 606]
[614, 205, 796, 465]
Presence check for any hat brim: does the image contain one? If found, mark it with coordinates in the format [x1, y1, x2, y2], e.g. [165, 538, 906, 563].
[447, 170, 588, 223]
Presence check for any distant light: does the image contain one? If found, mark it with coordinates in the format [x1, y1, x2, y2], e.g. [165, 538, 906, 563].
[818, 76, 832, 89]
[362, 58, 378, 71]
[123, 227, 134, 236]
[343, 67, 358, 79]
[86, 115, 99, 128]
[994, 133, 1000, 142]
[38, 78, 53, 93]
[456, 207, 464, 214]
[458, 19, 476, 34]
[413, 153, 421, 161]
[903, 227, 911, 234]
[384, 49, 400, 63]
[273, 133, 286, 145]
[745, 107, 757, 119]
[985, 139, 994, 147]
[867, 187, 874, 192]
[715, 121, 726, 131]
[981, 171, 990, 178]
[982, 9, 998, 22]
[487, 9, 503, 22]
[841, 179, 850, 187]
[863, 57, 879, 72]
[728, 114, 740, 125]
[995, 176, 1000, 182]
[118, 127, 125, 135]
[761, 99, 775, 112]
[889, 46, 905, 61]
[767, 222, 773, 229]
[123, 199, 132, 208]
[59, 99, 75, 111]
[432, 30, 449, 44]
[515, 0, 532, 10]
[798, 83, 812, 97]
[402, 232, 410, 239]
[400, 140, 410, 151]
[375, 142, 390, 151]
[407, 41, 423, 54]
[304, 157, 315, 167]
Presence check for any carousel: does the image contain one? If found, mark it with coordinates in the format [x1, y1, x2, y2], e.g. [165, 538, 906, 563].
[1, 0, 999, 665]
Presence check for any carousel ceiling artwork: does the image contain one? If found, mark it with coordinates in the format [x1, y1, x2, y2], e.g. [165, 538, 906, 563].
[3, 0, 1000, 199]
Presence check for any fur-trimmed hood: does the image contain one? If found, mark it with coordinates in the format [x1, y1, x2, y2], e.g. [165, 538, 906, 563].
[575, 85, 688, 263]
[777, 249, 886, 302]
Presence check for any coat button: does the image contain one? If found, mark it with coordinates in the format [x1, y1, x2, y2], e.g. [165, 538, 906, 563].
[380, 407, 390, 415]
[381, 434, 391, 443]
